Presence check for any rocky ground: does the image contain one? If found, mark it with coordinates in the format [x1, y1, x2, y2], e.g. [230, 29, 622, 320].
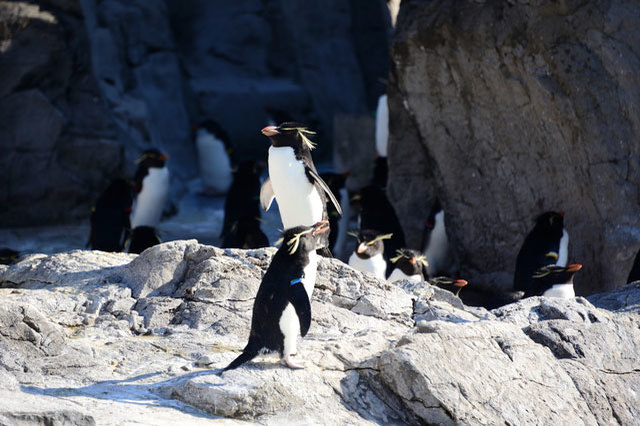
[0, 241, 638, 425]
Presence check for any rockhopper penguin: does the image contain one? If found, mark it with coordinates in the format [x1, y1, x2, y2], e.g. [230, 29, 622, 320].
[513, 211, 569, 296]
[195, 120, 233, 196]
[130, 149, 169, 230]
[388, 249, 428, 283]
[222, 220, 330, 372]
[347, 229, 392, 280]
[260, 122, 342, 256]
[529, 264, 582, 298]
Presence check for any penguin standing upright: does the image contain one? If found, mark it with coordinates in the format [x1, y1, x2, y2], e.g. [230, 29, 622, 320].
[222, 220, 330, 372]
[130, 149, 170, 230]
[221, 160, 269, 249]
[347, 229, 392, 279]
[88, 178, 132, 252]
[260, 122, 342, 255]
[513, 211, 569, 296]
[529, 264, 582, 298]
[195, 120, 233, 196]
[388, 249, 428, 283]
[421, 200, 452, 277]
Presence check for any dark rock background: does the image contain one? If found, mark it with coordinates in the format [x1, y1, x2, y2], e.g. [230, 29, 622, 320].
[0, 0, 391, 226]
[388, 0, 640, 295]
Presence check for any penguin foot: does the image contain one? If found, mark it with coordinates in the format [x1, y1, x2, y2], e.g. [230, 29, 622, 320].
[284, 354, 304, 369]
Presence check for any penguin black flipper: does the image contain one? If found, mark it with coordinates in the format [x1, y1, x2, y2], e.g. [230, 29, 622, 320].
[260, 178, 275, 211]
[288, 280, 312, 337]
[305, 167, 342, 216]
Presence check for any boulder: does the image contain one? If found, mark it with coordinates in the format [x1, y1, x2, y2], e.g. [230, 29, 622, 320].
[388, 0, 640, 294]
[0, 242, 638, 423]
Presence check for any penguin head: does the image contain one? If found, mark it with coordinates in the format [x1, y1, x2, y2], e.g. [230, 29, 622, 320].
[534, 211, 565, 231]
[261, 122, 317, 152]
[282, 220, 330, 255]
[136, 149, 169, 170]
[430, 276, 469, 296]
[349, 229, 392, 259]
[532, 263, 582, 285]
[390, 249, 428, 277]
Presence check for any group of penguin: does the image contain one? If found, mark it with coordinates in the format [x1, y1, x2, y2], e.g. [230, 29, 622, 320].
[76, 97, 640, 374]
[87, 149, 168, 254]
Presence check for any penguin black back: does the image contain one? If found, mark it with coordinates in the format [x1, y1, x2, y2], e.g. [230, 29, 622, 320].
[513, 211, 566, 296]
[88, 178, 133, 252]
[128, 226, 161, 254]
[223, 221, 330, 372]
[221, 160, 264, 245]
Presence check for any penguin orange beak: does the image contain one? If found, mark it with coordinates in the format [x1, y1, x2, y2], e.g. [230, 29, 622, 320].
[567, 264, 582, 272]
[159, 153, 169, 161]
[261, 126, 279, 137]
[356, 243, 368, 254]
[312, 220, 330, 235]
[454, 279, 468, 288]
[410, 257, 416, 265]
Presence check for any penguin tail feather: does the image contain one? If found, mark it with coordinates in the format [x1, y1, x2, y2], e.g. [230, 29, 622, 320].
[222, 340, 261, 373]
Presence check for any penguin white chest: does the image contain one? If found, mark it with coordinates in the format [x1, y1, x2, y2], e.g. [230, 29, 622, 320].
[279, 251, 317, 357]
[543, 283, 575, 298]
[196, 131, 232, 193]
[557, 229, 569, 267]
[348, 252, 387, 279]
[388, 268, 422, 284]
[423, 210, 450, 275]
[268, 146, 323, 229]
[131, 167, 169, 228]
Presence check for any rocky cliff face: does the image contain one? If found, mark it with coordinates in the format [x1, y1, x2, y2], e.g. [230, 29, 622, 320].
[0, 1, 390, 226]
[388, 0, 640, 295]
[0, 1, 123, 226]
[0, 242, 638, 424]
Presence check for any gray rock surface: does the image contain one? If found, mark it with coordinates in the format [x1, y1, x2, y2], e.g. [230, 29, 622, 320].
[0, 241, 638, 424]
[388, 0, 640, 294]
[0, 1, 123, 226]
